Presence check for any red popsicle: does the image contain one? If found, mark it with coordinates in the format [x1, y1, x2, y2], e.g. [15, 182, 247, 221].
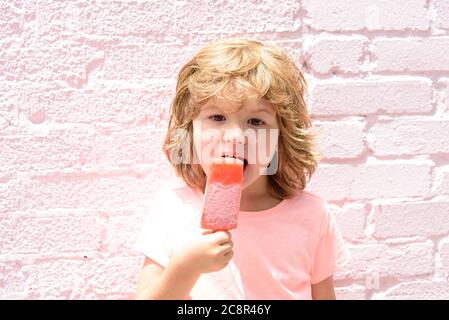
[200, 157, 244, 231]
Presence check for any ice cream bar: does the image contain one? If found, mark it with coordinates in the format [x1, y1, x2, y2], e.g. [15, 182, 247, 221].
[200, 157, 244, 231]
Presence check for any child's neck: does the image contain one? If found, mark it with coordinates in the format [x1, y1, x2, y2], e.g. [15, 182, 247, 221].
[239, 176, 281, 212]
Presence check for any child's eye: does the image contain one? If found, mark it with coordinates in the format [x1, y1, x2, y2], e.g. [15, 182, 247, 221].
[209, 114, 226, 121]
[248, 118, 265, 126]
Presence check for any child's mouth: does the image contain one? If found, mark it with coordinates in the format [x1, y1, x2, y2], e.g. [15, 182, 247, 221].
[221, 155, 248, 172]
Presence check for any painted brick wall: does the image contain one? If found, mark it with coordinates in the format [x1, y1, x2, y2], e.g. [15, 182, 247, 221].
[1, 0, 449, 299]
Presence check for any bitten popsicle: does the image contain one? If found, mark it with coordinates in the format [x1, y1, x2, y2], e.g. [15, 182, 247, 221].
[200, 157, 244, 231]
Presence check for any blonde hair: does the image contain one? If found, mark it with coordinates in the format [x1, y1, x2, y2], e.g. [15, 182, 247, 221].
[163, 38, 321, 200]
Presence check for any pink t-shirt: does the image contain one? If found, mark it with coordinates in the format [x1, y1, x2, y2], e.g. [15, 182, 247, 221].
[134, 183, 351, 300]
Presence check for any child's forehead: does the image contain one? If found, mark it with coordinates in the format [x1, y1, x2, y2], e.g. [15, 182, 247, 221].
[201, 96, 276, 115]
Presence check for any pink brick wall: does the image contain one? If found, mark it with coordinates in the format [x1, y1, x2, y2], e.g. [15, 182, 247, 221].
[1, 0, 449, 300]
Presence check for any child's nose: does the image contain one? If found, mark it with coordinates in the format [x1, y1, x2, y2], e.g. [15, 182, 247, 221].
[222, 127, 246, 145]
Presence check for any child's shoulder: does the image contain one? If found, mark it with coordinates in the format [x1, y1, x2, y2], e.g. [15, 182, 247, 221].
[294, 189, 327, 209]
[289, 189, 329, 221]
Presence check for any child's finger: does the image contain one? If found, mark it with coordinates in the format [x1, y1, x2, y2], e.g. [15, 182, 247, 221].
[200, 228, 214, 235]
[210, 230, 233, 244]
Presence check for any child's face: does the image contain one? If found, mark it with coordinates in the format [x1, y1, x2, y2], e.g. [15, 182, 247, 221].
[192, 95, 279, 190]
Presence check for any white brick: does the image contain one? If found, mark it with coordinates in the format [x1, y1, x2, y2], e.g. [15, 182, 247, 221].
[1, 215, 101, 254]
[84, 256, 142, 295]
[0, 1, 34, 38]
[17, 255, 142, 299]
[346, 242, 434, 279]
[1, 36, 103, 83]
[379, 281, 449, 299]
[373, 38, 449, 72]
[373, 201, 449, 239]
[303, 0, 429, 31]
[10, 166, 176, 212]
[0, 83, 19, 131]
[440, 240, 449, 276]
[441, 78, 449, 114]
[81, 127, 168, 168]
[11, 83, 171, 126]
[21, 258, 87, 299]
[0, 260, 27, 299]
[80, 0, 301, 36]
[435, 0, 449, 30]
[314, 120, 365, 159]
[368, 120, 449, 156]
[101, 41, 197, 81]
[310, 78, 432, 116]
[335, 285, 366, 300]
[305, 37, 367, 74]
[326, 203, 366, 240]
[0, 129, 94, 172]
[105, 214, 143, 254]
[433, 166, 449, 196]
[0, 179, 20, 216]
[309, 161, 432, 201]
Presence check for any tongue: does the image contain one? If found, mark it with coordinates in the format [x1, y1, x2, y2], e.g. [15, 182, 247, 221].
[221, 156, 244, 165]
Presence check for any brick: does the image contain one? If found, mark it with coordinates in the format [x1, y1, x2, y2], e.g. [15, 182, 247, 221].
[314, 120, 365, 159]
[101, 41, 197, 81]
[84, 256, 142, 295]
[0, 83, 20, 131]
[0, 260, 27, 299]
[16, 254, 142, 299]
[105, 214, 144, 254]
[8, 166, 176, 212]
[10, 83, 171, 126]
[1, 36, 103, 82]
[308, 161, 432, 201]
[0, 0, 33, 38]
[310, 78, 432, 116]
[271, 40, 303, 68]
[441, 78, 449, 114]
[335, 285, 366, 300]
[435, 0, 449, 30]
[433, 166, 449, 196]
[79, 0, 301, 36]
[0, 129, 94, 172]
[32, 0, 83, 36]
[368, 120, 449, 156]
[373, 38, 449, 72]
[373, 201, 449, 239]
[21, 258, 88, 299]
[86, 128, 169, 168]
[0, 215, 101, 254]
[345, 242, 434, 279]
[304, 36, 367, 74]
[303, 0, 429, 31]
[326, 203, 366, 240]
[377, 281, 449, 299]
[0, 179, 20, 216]
[440, 239, 449, 276]
[102, 39, 302, 81]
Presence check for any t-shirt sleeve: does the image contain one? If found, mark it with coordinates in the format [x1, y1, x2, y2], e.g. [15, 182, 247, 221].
[133, 190, 173, 268]
[310, 202, 352, 285]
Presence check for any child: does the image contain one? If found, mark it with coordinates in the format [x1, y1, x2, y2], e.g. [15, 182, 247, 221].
[133, 38, 351, 300]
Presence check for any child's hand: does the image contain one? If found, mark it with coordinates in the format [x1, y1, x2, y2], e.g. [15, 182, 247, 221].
[174, 228, 234, 274]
